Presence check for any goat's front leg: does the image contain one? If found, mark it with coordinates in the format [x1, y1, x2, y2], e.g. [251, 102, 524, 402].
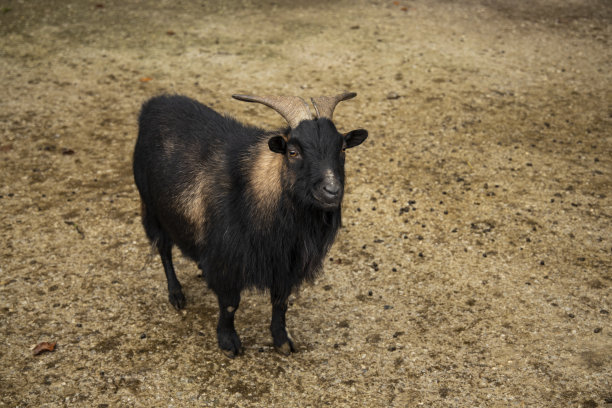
[215, 289, 242, 358]
[270, 290, 296, 356]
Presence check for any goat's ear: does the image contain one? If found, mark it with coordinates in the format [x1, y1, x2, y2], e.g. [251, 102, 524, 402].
[345, 129, 368, 148]
[268, 135, 286, 154]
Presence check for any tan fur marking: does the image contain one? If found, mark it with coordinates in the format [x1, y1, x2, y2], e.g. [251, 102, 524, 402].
[177, 172, 207, 234]
[175, 146, 227, 243]
[247, 140, 283, 226]
[226, 306, 235, 313]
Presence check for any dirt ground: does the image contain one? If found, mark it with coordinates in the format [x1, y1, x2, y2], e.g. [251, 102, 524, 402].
[1, 0, 610, 406]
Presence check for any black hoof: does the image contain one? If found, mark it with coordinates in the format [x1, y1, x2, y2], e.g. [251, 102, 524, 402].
[274, 338, 296, 356]
[169, 290, 186, 310]
[218, 329, 242, 358]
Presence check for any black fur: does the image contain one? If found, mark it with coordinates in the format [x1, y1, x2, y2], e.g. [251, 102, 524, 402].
[133, 94, 367, 356]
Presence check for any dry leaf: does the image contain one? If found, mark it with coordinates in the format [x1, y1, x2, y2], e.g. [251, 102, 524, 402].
[33, 341, 56, 355]
[139, 77, 153, 82]
[166, 30, 175, 36]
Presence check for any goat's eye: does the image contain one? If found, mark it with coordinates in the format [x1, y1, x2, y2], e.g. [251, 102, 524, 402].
[341, 146, 346, 153]
[288, 150, 298, 158]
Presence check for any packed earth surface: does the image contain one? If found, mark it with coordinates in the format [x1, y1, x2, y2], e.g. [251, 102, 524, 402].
[1, 0, 611, 406]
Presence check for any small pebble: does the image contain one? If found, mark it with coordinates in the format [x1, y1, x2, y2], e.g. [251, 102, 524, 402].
[386, 92, 400, 100]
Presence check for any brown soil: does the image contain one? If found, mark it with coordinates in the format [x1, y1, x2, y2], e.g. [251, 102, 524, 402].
[1, 0, 610, 406]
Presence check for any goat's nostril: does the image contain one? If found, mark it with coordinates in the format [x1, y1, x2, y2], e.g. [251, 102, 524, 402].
[323, 183, 340, 196]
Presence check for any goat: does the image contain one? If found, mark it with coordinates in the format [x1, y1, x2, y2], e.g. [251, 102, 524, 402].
[133, 92, 368, 357]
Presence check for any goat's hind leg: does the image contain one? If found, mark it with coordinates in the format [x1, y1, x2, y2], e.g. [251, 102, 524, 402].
[141, 204, 186, 309]
[158, 238, 186, 309]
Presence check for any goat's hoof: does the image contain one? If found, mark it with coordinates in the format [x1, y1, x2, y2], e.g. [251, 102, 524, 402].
[218, 330, 242, 358]
[275, 339, 296, 356]
[169, 290, 186, 310]
[221, 347, 243, 359]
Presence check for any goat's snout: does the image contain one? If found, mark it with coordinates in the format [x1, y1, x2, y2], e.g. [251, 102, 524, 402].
[322, 179, 340, 198]
[316, 171, 342, 207]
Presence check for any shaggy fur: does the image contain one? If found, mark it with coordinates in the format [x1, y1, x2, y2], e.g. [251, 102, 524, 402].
[133, 94, 367, 357]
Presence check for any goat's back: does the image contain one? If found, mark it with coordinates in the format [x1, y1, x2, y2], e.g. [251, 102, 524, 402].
[133, 95, 258, 255]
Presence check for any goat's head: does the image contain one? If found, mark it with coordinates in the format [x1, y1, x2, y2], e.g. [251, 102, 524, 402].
[233, 92, 368, 210]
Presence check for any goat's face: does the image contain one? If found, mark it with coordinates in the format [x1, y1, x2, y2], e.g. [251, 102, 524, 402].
[268, 119, 368, 210]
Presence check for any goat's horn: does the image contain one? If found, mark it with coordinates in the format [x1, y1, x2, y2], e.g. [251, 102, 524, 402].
[232, 94, 313, 129]
[310, 92, 357, 120]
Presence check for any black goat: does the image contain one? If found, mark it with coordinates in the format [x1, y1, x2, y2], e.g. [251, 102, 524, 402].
[133, 92, 368, 357]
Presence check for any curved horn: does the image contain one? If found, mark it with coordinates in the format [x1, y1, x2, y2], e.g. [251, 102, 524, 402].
[232, 94, 313, 129]
[310, 92, 357, 120]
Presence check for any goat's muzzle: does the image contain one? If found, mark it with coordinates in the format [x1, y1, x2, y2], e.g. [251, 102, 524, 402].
[314, 173, 343, 209]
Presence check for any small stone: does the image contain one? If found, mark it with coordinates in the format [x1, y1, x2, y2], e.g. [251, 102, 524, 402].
[386, 92, 400, 100]
[594, 327, 602, 333]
